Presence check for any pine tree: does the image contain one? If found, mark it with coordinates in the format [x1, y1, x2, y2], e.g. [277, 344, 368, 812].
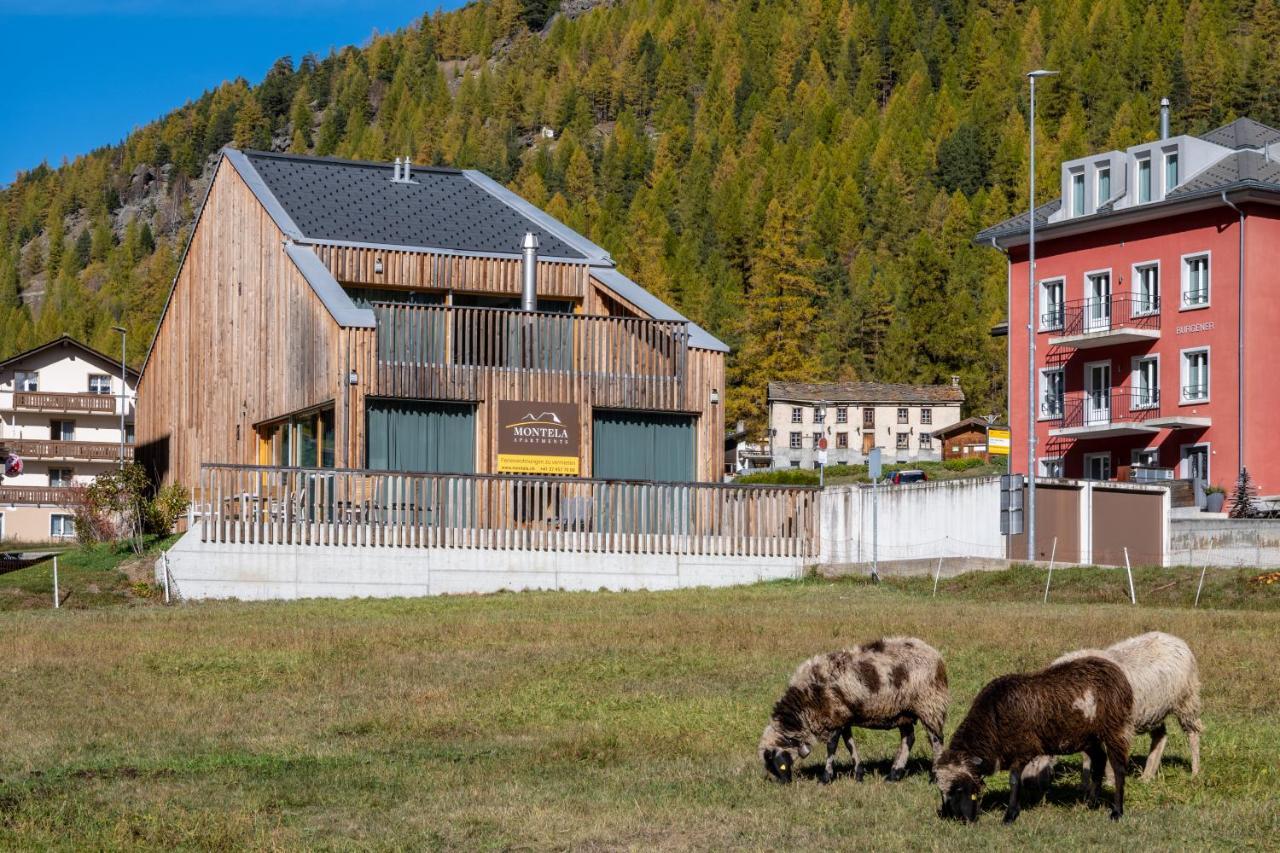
[289, 87, 314, 152]
[1229, 468, 1259, 519]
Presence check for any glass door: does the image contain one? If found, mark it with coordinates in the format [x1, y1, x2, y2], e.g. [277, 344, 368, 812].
[1086, 363, 1111, 425]
[1086, 272, 1112, 332]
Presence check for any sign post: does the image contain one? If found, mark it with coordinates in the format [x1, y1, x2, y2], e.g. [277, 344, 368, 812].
[868, 448, 881, 583]
[988, 427, 1011, 457]
[1000, 474, 1025, 537]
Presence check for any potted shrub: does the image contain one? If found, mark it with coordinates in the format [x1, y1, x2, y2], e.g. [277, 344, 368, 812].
[1205, 484, 1227, 513]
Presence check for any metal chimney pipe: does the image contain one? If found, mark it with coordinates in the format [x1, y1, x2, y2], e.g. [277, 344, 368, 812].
[521, 232, 539, 311]
[403, 154, 411, 182]
[1160, 98, 1170, 139]
[393, 156, 402, 181]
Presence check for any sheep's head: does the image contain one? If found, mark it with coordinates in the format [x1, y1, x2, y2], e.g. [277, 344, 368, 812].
[759, 723, 810, 784]
[936, 758, 984, 823]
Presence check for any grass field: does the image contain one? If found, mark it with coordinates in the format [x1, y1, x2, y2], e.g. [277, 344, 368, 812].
[1, 570, 1277, 849]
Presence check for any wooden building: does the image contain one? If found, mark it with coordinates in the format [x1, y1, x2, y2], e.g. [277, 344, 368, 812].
[930, 417, 1000, 463]
[136, 150, 728, 487]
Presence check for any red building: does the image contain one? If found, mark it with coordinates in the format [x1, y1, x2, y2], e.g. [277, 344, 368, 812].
[980, 117, 1280, 495]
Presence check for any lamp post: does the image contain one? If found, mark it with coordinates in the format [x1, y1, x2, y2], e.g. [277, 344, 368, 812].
[1026, 69, 1057, 562]
[112, 326, 127, 468]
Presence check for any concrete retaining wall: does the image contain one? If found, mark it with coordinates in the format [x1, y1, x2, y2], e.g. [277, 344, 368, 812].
[1169, 518, 1280, 567]
[157, 528, 806, 601]
[819, 477, 1004, 566]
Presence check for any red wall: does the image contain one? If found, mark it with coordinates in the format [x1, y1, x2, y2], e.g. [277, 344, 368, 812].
[1005, 204, 1280, 494]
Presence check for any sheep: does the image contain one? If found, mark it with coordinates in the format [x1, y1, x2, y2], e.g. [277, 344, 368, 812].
[759, 637, 949, 785]
[935, 656, 1133, 824]
[1023, 631, 1203, 788]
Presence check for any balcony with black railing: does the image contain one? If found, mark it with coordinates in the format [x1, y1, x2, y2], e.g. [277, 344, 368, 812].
[1048, 389, 1163, 438]
[1048, 294, 1161, 349]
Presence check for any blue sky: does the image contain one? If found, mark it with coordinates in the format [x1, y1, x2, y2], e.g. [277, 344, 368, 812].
[0, 1, 464, 186]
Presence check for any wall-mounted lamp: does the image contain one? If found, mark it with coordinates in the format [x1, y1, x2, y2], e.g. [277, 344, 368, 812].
[710, 388, 720, 405]
[374, 258, 384, 274]
[348, 370, 359, 386]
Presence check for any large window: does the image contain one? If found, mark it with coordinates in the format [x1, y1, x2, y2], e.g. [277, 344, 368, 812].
[862, 408, 875, 428]
[50, 420, 74, 441]
[897, 407, 909, 424]
[790, 407, 803, 424]
[88, 374, 112, 395]
[257, 407, 336, 468]
[1072, 170, 1085, 215]
[14, 371, 38, 392]
[1182, 254, 1210, 307]
[1138, 157, 1152, 203]
[1040, 368, 1064, 418]
[1040, 278, 1064, 329]
[919, 432, 932, 449]
[812, 407, 825, 423]
[836, 432, 848, 449]
[1165, 151, 1179, 192]
[896, 432, 910, 450]
[1084, 452, 1112, 481]
[835, 407, 848, 424]
[1134, 263, 1159, 314]
[1133, 356, 1159, 409]
[1097, 166, 1111, 203]
[50, 515, 76, 538]
[1181, 348, 1210, 403]
[789, 431, 802, 449]
[48, 468, 74, 487]
[921, 407, 933, 425]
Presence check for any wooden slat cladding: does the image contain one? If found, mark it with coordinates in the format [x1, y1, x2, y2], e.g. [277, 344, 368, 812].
[137, 162, 345, 488]
[311, 243, 588, 298]
[198, 463, 819, 558]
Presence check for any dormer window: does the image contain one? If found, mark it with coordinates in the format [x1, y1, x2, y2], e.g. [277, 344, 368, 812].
[1071, 171, 1086, 215]
[1165, 151, 1179, 192]
[1138, 157, 1152, 203]
[1097, 166, 1111, 204]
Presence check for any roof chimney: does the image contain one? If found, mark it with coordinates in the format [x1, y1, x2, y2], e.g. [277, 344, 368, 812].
[393, 156, 402, 182]
[1160, 98, 1170, 139]
[951, 375, 961, 388]
[521, 232, 539, 312]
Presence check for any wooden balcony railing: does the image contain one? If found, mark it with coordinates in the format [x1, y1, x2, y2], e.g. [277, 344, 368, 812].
[9, 391, 117, 413]
[0, 485, 75, 505]
[197, 463, 819, 558]
[362, 304, 690, 409]
[4, 439, 132, 461]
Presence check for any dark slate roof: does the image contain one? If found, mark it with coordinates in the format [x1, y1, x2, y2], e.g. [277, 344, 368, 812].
[767, 380, 964, 404]
[242, 151, 587, 259]
[1167, 149, 1280, 197]
[975, 199, 1061, 243]
[1199, 117, 1280, 150]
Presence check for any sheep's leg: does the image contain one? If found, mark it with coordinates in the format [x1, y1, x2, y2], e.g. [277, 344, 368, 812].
[842, 727, 864, 782]
[888, 724, 914, 781]
[922, 719, 945, 766]
[821, 731, 841, 784]
[1106, 742, 1127, 821]
[1175, 705, 1203, 777]
[1084, 742, 1106, 809]
[1186, 728, 1201, 777]
[1141, 724, 1169, 781]
[1003, 766, 1023, 824]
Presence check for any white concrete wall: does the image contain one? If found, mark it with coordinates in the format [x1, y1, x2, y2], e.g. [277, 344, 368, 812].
[158, 528, 806, 601]
[819, 477, 1004, 565]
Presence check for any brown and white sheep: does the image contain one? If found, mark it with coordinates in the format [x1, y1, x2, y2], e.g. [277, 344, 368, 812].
[759, 637, 949, 784]
[1023, 631, 1203, 787]
[935, 656, 1133, 824]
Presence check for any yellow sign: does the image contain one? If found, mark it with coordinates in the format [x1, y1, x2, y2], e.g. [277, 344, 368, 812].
[988, 428, 1011, 456]
[496, 453, 580, 475]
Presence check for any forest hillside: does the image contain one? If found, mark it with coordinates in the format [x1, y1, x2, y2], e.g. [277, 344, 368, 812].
[3, 0, 1277, 430]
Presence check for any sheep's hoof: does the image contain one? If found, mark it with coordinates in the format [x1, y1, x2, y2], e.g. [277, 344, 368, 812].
[854, 766, 865, 782]
[1109, 810, 1123, 822]
[819, 772, 833, 785]
[1003, 810, 1020, 825]
[887, 767, 905, 782]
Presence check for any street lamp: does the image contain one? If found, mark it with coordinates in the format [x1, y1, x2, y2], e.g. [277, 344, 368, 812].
[1026, 69, 1058, 562]
[112, 326, 127, 468]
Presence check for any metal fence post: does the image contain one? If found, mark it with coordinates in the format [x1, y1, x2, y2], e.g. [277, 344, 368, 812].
[52, 555, 59, 609]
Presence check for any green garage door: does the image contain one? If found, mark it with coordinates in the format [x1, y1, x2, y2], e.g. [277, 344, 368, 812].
[366, 400, 476, 473]
[592, 411, 695, 482]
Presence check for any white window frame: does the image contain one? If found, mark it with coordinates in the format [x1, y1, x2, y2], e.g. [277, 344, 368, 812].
[835, 407, 848, 424]
[1084, 451, 1112, 481]
[1180, 346, 1210, 404]
[1131, 354, 1160, 410]
[1131, 260, 1160, 315]
[921, 407, 932, 425]
[1039, 277, 1065, 330]
[48, 467, 75, 488]
[1039, 367, 1065, 420]
[1084, 359, 1113, 426]
[1083, 268, 1113, 332]
[50, 419, 75, 441]
[1071, 168, 1086, 216]
[1096, 163, 1112, 204]
[789, 431, 802, 449]
[790, 407, 803, 424]
[1180, 251, 1211, 309]
[897, 407, 909, 424]
[1164, 148, 1180, 194]
[14, 370, 38, 392]
[88, 374, 112, 395]
[919, 431, 932, 449]
[1132, 447, 1161, 468]
[50, 514, 76, 539]
[1039, 457, 1064, 478]
[896, 432, 910, 450]
[1137, 155, 1152, 203]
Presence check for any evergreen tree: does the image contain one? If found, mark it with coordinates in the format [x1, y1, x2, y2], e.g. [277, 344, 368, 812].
[1230, 468, 1259, 519]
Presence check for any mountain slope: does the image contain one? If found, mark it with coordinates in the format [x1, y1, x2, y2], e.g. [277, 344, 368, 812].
[4, 0, 1279, 430]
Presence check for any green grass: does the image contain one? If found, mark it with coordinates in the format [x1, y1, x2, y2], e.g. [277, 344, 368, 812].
[0, 535, 176, 611]
[1, 574, 1277, 849]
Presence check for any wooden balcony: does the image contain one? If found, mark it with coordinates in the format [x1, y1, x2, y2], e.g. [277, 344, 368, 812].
[0, 485, 75, 505]
[360, 304, 690, 410]
[4, 438, 133, 462]
[8, 391, 117, 414]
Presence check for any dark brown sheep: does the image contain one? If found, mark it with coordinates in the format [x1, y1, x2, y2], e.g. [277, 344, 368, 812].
[759, 637, 949, 784]
[935, 656, 1133, 824]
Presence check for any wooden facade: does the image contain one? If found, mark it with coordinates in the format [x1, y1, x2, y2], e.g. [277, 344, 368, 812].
[138, 156, 726, 488]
